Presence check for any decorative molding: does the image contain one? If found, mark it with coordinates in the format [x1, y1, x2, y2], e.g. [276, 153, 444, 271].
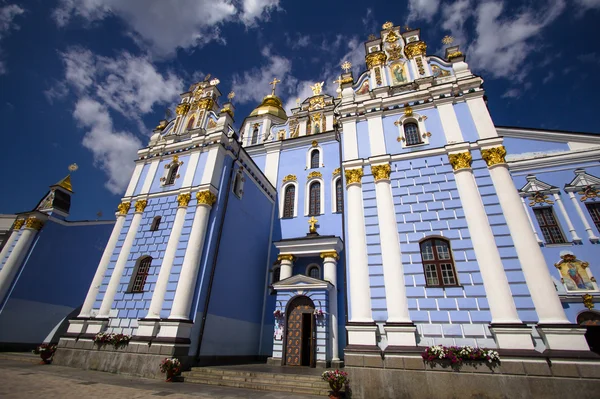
[175, 103, 190, 115]
[25, 217, 44, 231]
[366, 51, 387, 69]
[404, 41, 427, 59]
[307, 171, 322, 179]
[196, 190, 217, 206]
[448, 152, 472, 171]
[583, 293, 594, 310]
[371, 163, 391, 181]
[117, 202, 131, 215]
[134, 200, 148, 213]
[332, 168, 341, 176]
[320, 251, 339, 260]
[481, 146, 507, 167]
[12, 219, 25, 230]
[282, 174, 297, 183]
[345, 168, 363, 186]
[177, 193, 191, 207]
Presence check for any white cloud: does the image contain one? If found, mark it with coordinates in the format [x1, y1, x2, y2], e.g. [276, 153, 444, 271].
[501, 88, 521, 99]
[578, 52, 600, 64]
[362, 8, 377, 34]
[440, 0, 471, 46]
[0, 3, 25, 74]
[574, 0, 600, 10]
[407, 0, 441, 23]
[542, 71, 554, 84]
[53, 0, 280, 57]
[54, 47, 184, 194]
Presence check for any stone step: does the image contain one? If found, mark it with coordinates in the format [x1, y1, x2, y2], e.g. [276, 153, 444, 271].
[183, 375, 330, 396]
[186, 367, 324, 382]
[183, 372, 329, 388]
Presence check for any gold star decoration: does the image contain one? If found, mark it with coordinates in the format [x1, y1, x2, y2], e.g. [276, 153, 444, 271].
[368, 34, 377, 40]
[227, 91, 235, 101]
[382, 21, 393, 30]
[341, 61, 352, 73]
[442, 35, 454, 45]
[68, 163, 79, 172]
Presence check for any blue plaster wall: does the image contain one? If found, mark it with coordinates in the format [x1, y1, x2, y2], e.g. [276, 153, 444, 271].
[382, 108, 446, 155]
[0, 219, 112, 344]
[252, 154, 266, 173]
[150, 154, 192, 192]
[454, 102, 479, 142]
[191, 151, 209, 187]
[503, 138, 570, 155]
[133, 163, 150, 196]
[356, 121, 371, 159]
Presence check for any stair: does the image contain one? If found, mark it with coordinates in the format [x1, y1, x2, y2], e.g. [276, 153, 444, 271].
[183, 366, 332, 396]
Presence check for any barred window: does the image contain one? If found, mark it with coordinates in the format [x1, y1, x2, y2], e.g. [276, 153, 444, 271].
[150, 216, 161, 231]
[534, 207, 567, 244]
[335, 178, 343, 213]
[273, 267, 281, 283]
[587, 203, 600, 232]
[420, 238, 458, 287]
[283, 185, 295, 218]
[308, 266, 320, 279]
[310, 150, 320, 169]
[165, 164, 179, 185]
[129, 256, 152, 293]
[251, 126, 259, 145]
[404, 123, 422, 146]
[309, 182, 321, 216]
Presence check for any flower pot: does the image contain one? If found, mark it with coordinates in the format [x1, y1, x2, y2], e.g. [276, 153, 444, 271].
[165, 370, 178, 382]
[329, 393, 342, 399]
[40, 351, 53, 364]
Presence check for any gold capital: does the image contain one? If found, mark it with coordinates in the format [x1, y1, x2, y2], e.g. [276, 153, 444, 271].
[12, 219, 25, 230]
[196, 190, 217, 206]
[481, 146, 507, 167]
[175, 103, 190, 115]
[177, 193, 192, 207]
[448, 152, 472, 171]
[25, 217, 44, 231]
[277, 254, 296, 262]
[117, 202, 131, 215]
[134, 200, 148, 213]
[365, 51, 387, 69]
[320, 251, 339, 260]
[344, 168, 363, 187]
[371, 163, 391, 181]
[447, 51, 464, 61]
[404, 41, 427, 59]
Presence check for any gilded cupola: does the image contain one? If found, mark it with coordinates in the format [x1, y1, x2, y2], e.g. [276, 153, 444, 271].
[249, 94, 288, 121]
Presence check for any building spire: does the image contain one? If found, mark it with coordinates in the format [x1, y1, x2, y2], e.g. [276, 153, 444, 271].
[55, 175, 73, 192]
[269, 77, 281, 95]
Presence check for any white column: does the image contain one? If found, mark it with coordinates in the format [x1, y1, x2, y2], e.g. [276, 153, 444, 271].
[141, 161, 159, 194]
[169, 190, 216, 320]
[466, 97, 498, 139]
[0, 217, 42, 304]
[98, 200, 147, 318]
[264, 142, 282, 187]
[321, 252, 339, 361]
[437, 102, 464, 144]
[367, 116, 386, 157]
[553, 193, 581, 242]
[0, 220, 23, 265]
[299, 118, 308, 137]
[78, 205, 129, 318]
[520, 197, 542, 244]
[278, 255, 294, 280]
[569, 192, 600, 242]
[341, 120, 358, 160]
[145, 194, 191, 319]
[124, 163, 144, 197]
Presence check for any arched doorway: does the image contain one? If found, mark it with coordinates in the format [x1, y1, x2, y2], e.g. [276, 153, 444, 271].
[284, 296, 315, 367]
[577, 311, 600, 354]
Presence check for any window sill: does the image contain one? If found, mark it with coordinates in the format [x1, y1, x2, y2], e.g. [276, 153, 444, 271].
[425, 285, 463, 289]
[401, 141, 429, 149]
[544, 243, 574, 248]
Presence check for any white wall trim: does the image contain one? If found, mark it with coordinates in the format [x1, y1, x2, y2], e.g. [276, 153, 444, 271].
[306, 146, 323, 169]
[305, 178, 325, 216]
[331, 175, 342, 214]
[394, 114, 430, 148]
[280, 181, 299, 219]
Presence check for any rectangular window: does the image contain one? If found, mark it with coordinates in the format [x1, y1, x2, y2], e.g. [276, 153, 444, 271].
[131, 257, 152, 293]
[424, 264, 439, 286]
[533, 207, 567, 244]
[440, 264, 457, 285]
[587, 202, 600, 232]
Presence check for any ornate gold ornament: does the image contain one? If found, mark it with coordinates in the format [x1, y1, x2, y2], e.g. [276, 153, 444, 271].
[386, 44, 403, 61]
[278, 130, 286, 140]
[385, 30, 399, 43]
[117, 202, 131, 215]
[308, 216, 318, 233]
[341, 76, 354, 85]
[134, 200, 148, 213]
[345, 168, 363, 186]
[447, 51, 464, 60]
[448, 152, 473, 171]
[404, 41, 427, 59]
[196, 190, 217, 206]
[320, 251, 339, 260]
[227, 91, 235, 101]
[311, 140, 318, 147]
[307, 171, 322, 179]
[368, 34, 377, 41]
[309, 96, 325, 111]
[371, 163, 391, 181]
[68, 163, 79, 172]
[579, 186, 599, 201]
[583, 293, 595, 310]
[277, 254, 296, 262]
[528, 192, 554, 207]
[341, 61, 352, 73]
[198, 98, 214, 110]
[404, 105, 413, 117]
[366, 51, 387, 69]
[220, 104, 234, 118]
[415, 57, 425, 75]
[375, 67, 382, 85]
[269, 77, 281, 94]
[12, 219, 25, 230]
[282, 174, 297, 183]
[382, 21, 394, 30]
[481, 146, 507, 167]
[25, 217, 44, 231]
[177, 193, 192, 207]
[175, 103, 190, 115]
[310, 82, 325, 96]
[173, 155, 180, 164]
[332, 168, 341, 176]
[442, 35, 454, 45]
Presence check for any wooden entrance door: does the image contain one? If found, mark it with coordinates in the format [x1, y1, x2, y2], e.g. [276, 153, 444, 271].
[285, 296, 315, 366]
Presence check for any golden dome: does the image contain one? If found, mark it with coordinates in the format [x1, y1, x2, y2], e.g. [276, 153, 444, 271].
[249, 94, 287, 120]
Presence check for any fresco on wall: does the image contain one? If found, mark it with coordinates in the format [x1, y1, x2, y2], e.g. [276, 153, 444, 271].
[391, 63, 407, 85]
[555, 251, 596, 292]
[431, 65, 450, 78]
[356, 79, 369, 95]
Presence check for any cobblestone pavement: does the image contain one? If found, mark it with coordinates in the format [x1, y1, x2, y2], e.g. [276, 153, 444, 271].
[0, 357, 321, 399]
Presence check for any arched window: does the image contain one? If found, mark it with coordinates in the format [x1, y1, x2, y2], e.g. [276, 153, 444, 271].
[186, 116, 195, 130]
[308, 265, 320, 279]
[335, 178, 343, 213]
[273, 266, 281, 283]
[251, 126, 259, 145]
[150, 216, 161, 231]
[165, 164, 179, 185]
[404, 122, 422, 146]
[233, 169, 244, 198]
[310, 149, 320, 169]
[128, 256, 152, 293]
[283, 185, 295, 218]
[309, 182, 321, 216]
[420, 238, 458, 287]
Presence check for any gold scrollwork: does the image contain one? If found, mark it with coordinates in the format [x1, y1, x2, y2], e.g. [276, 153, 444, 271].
[345, 168, 363, 186]
[404, 105, 413, 117]
[448, 152, 472, 171]
[196, 190, 217, 206]
[307, 171, 322, 179]
[387, 44, 402, 61]
[277, 254, 296, 262]
[177, 193, 192, 207]
[320, 251, 339, 260]
[528, 192, 554, 207]
[175, 103, 190, 115]
[481, 146, 507, 167]
[382, 21, 393, 30]
[283, 174, 297, 183]
[332, 168, 341, 176]
[385, 30, 399, 43]
[579, 186, 599, 201]
[371, 163, 391, 181]
[312, 140, 318, 147]
[583, 293, 595, 310]
[404, 41, 427, 59]
[12, 219, 25, 230]
[25, 217, 44, 231]
[365, 51, 387, 69]
[375, 67, 382, 85]
[134, 200, 148, 213]
[309, 96, 325, 111]
[340, 76, 354, 85]
[198, 98, 214, 110]
[117, 202, 131, 215]
[447, 51, 464, 61]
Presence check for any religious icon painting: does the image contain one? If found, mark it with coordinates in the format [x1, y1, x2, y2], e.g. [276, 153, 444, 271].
[390, 62, 408, 85]
[554, 252, 597, 292]
[356, 79, 370, 95]
[431, 65, 450, 78]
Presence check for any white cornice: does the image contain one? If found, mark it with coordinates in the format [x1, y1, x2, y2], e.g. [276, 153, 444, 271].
[498, 127, 600, 144]
[274, 236, 343, 256]
[507, 147, 600, 172]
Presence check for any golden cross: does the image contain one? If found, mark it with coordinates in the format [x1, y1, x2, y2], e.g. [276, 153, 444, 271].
[333, 77, 343, 98]
[269, 77, 281, 95]
[341, 61, 352, 73]
[308, 216, 318, 233]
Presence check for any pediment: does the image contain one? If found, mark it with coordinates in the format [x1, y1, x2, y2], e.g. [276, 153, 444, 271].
[519, 175, 557, 194]
[272, 274, 331, 290]
[565, 169, 600, 190]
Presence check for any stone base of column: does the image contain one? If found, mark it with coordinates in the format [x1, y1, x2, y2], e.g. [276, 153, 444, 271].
[85, 318, 109, 335]
[331, 359, 345, 368]
[346, 322, 378, 347]
[384, 322, 417, 347]
[266, 357, 282, 366]
[136, 319, 160, 338]
[66, 318, 89, 335]
[155, 319, 194, 340]
[536, 324, 590, 351]
[489, 323, 535, 350]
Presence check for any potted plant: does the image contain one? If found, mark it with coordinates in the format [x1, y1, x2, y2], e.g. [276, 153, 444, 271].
[33, 343, 57, 364]
[160, 357, 181, 382]
[314, 309, 325, 317]
[273, 310, 283, 318]
[322, 369, 348, 398]
[421, 345, 500, 369]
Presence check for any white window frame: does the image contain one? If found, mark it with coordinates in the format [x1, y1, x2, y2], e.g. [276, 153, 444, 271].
[306, 146, 323, 169]
[271, 265, 281, 284]
[280, 181, 299, 219]
[331, 175, 342, 214]
[161, 163, 180, 187]
[232, 168, 245, 199]
[305, 263, 321, 279]
[305, 177, 325, 216]
[395, 114, 430, 149]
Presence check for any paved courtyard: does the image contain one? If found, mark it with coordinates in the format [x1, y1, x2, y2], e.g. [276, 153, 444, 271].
[0, 355, 320, 399]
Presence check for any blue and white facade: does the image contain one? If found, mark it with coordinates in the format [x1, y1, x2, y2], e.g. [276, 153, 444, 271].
[59, 21, 600, 373]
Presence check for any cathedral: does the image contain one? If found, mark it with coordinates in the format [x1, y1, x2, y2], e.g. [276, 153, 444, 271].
[2, 20, 600, 397]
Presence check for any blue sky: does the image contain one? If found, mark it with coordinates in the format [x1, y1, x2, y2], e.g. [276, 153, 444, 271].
[0, 0, 599, 220]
